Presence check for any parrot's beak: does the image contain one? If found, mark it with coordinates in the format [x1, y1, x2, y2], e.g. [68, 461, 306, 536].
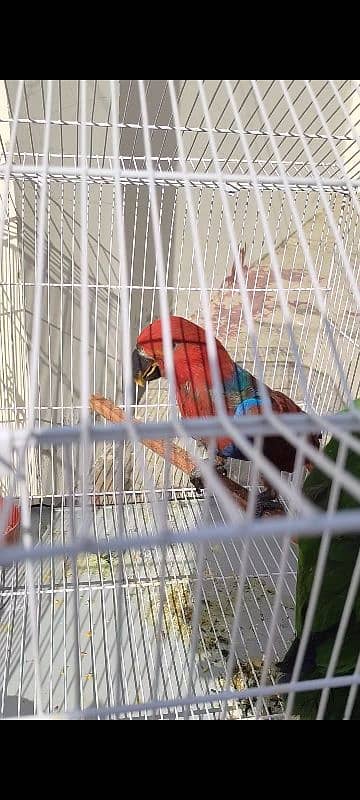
[132, 349, 161, 388]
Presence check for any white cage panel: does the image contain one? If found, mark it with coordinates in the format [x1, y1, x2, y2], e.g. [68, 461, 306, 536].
[3, 180, 360, 497]
[1, 81, 360, 720]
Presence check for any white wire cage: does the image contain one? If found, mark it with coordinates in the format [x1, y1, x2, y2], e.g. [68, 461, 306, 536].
[1, 80, 360, 719]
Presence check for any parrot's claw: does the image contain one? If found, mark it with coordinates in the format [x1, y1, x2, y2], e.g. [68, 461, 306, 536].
[214, 461, 228, 480]
[255, 489, 285, 518]
[189, 461, 228, 495]
[189, 467, 205, 495]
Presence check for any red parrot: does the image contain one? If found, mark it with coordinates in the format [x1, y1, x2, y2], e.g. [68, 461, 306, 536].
[132, 316, 321, 516]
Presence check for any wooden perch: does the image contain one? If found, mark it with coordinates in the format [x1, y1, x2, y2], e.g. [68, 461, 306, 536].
[90, 394, 249, 509]
[90, 394, 196, 476]
[89, 394, 287, 519]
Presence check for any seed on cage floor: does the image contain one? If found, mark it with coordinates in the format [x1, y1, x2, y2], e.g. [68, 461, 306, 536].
[0, 624, 10, 633]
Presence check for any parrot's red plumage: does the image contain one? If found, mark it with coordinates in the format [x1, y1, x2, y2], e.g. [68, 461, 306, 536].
[133, 316, 321, 514]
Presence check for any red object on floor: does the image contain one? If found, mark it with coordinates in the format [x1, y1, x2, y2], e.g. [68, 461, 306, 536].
[0, 498, 21, 547]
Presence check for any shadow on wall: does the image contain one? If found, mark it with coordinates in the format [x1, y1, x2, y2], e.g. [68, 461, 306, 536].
[1, 695, 34, 718]
[7, 81, 179, 497]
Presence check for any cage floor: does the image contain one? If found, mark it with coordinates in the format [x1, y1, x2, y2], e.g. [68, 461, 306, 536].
[0, 494, 297, 719]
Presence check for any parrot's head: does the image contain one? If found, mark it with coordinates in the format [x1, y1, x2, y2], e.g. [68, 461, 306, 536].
[132, 316, 215, 389]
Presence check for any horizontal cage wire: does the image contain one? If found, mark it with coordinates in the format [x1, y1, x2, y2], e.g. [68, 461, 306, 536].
[0, 80, 360, 720]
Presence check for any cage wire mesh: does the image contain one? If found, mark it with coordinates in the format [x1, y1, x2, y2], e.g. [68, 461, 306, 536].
[1, 80, 360, 719]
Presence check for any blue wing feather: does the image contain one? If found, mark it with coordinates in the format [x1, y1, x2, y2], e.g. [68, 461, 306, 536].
[217, 364, 263, 459]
